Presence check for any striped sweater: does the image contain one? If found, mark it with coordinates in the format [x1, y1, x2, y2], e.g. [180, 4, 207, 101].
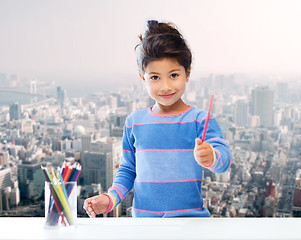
[106, 106, 232, 217]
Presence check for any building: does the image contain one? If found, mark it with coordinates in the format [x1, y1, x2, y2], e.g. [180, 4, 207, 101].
[0, 168, 14, 190]
[292, 169, 301, 217]
[56, 86, 68, 108]
[17, 160, 44, 200]
[109, 114, 127, 137]
[21, 120, 33, 134]
[234, 99, 249, 127]
[251, 86, 274, 128]
[1, 168, 20, 210]
[81, 151, 112, 191]
[90, 137, 122, 178]
[81, 134, 92, 152]
[121, 190, 134, 216]
[276, 82, 288, 103]
[9, 102, 21, 121]
[0, 151, 9, 167]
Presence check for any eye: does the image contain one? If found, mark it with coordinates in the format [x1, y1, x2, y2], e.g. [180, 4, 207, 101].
[170, 73, 179, 79]
[150, 75, 159, 80]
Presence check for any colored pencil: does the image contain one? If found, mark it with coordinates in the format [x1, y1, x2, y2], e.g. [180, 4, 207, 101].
[42, 162, 81, 226]
[41, 166, 67, 226]
[202, 95, 214, 142]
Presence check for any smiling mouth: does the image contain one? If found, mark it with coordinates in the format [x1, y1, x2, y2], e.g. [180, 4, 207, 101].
[160, 93, 175, 99]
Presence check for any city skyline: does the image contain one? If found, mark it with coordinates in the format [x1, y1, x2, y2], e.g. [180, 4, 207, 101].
[1, 72, 301, 217]
[1, 0, 301, 88]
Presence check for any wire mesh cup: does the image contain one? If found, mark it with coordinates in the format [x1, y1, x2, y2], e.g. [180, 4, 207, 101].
[45, 181, 77, 227]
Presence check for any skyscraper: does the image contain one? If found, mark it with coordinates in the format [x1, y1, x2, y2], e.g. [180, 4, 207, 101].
[82, 151, 112, 191]
[56, 86, 68, 108]
[276, 82, 288, 103]
[251, 86, 274, 128]
[292, 169, 301, 217]
[9, 102, 21, 121]
[17, 160, 44, 200]
[234, 99, 249, 127]
[0, 168, 14, 190]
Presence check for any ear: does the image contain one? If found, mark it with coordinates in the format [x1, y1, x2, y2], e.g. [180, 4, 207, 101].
[185, 68, 191, 82]
[139, 72, 146, 82]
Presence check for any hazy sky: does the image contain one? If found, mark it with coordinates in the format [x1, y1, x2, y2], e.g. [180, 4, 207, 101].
[1, 0, 301, 85]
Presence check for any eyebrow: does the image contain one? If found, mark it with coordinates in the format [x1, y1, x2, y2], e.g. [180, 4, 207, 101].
[148, 69, 182, 75]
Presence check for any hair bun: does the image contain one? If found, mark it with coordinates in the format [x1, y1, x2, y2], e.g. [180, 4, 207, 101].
[147, 20, 159, 30]
[144, 19, 180, 37]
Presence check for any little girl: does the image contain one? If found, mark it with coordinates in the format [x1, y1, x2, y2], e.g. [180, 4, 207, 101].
[84, 20, 232, 217]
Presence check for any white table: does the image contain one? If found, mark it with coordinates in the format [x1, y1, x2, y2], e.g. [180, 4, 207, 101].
[0, 217, 300, 240]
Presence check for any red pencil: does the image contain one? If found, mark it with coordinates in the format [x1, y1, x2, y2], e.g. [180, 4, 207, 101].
[201, 95, 214, 142]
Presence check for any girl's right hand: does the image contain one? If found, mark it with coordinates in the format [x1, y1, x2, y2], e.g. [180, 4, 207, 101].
[83, 194, 110, 218]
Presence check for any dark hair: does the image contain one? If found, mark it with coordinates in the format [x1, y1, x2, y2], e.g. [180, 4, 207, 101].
[135, 20, 192, 74]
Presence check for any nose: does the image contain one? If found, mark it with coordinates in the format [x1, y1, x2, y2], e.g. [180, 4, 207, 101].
[160, 78, 172, 93]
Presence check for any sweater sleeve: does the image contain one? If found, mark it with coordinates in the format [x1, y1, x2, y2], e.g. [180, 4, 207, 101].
[197, 112, 232, 174]
[107, 117, 136, 211]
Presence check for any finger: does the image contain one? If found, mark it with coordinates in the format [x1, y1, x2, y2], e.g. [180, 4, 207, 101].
[84, 201, 91, 210]
[199, 149, 211, 157]
[87, 211, 95, 218]
[200, 155, 213, 165]
[197, 141, 210, 149]
[89, 209, 96, 218]
[83, 200, 89, 209]
[87, 207, 97, 217]
[84, 198, 93, 208]
[202, 160, 213, 167]
[195, 138, 202, 146]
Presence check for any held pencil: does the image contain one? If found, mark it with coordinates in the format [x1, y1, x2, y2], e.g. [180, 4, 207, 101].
[201, 95, 214, 142]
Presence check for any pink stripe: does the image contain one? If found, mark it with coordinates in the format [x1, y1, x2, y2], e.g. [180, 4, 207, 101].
[101, 193, 113, 214]
[133, 207, 202, 214]
[215, 149, 223, 166]
[137, 149, 193, 152]
[109, 187, 123, 201]
[200, 116, 214, 122]
[123, 149, 133, 153]
[209, 159, 218, 170]
[215, 149, 221, 161]
[209, 150, 221, 170]
[149, 106, 192, 117]
[126, 115, 215, 128]
[113, 183, 129, 192]
[135, 179, 202, 183]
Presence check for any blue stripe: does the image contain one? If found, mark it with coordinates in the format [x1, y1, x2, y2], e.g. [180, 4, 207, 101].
[132, 181, 205, 213]
[135, 151, 202, 181]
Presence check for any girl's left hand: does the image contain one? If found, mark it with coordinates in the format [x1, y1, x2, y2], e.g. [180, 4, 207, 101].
[193, 138, 214, 167]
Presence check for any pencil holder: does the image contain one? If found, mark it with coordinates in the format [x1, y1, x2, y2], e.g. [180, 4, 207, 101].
[44, 181, 77, 227]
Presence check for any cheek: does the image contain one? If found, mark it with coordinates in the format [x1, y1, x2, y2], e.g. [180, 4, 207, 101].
[146, 82, 158, 92]
[175, 82, 186, 91]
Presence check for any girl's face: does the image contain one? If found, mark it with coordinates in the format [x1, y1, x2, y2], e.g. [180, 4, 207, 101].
[140, 58, 190, 114]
